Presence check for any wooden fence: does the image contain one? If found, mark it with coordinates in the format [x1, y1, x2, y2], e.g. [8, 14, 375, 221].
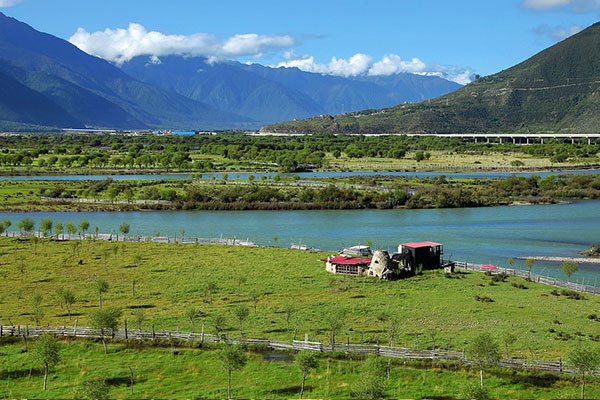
[0, 325, 573, 376]
[454, 261, 600, 296]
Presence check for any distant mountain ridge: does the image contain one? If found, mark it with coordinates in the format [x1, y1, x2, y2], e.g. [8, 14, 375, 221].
[0, 11, 462, 131]
[121, 56, 462, 124]
[0, 12, 251, 130]
[262, 22, 600, 134]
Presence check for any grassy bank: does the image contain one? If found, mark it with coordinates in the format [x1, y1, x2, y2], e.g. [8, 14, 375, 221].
[1, 237, 600, 361]
[1, 337, 596, 399]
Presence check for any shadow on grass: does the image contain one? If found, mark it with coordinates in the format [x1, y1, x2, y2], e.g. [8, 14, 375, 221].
[495, 369, 562, 388]
[126, 304, 156, 309]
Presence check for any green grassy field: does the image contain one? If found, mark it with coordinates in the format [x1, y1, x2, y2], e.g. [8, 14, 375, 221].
[1, 337, 597, 399]
[2, 237, 600, 361]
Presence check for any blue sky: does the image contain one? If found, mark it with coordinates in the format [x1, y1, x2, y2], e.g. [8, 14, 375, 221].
[1, 0, 599, 83]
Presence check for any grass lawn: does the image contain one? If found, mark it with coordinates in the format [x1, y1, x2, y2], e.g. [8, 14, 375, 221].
[2, 237, 600, 363]
[0, 338, 596, 399]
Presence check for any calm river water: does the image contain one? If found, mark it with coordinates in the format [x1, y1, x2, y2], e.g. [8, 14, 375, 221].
[1, 200, 599, 282]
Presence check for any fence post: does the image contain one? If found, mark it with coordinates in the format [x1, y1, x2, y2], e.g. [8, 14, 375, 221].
[559, 358, 562, 373]
[152, 323, 155, 339]
[361, 331, 364, 345]
[124, 320, 128, 339]
[0, 325, 2, 337]
[201, 324, 204, 344]
[73, 319, 78, 336]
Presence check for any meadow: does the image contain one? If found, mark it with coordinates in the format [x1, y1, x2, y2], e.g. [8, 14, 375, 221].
[2, 237, 600, 359]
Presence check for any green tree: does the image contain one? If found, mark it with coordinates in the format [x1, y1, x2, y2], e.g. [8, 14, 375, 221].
[296, 350, 318, 399]
[562, 261, 579, 282]
[468, 332, 501, 389]
[31, 292, 44, 326]
[524, 258, 534, 281]
[220, 345, 248, 399]
[89, 308, 121, 354]
[502, 331, 517, 358]
[31, 334, 60, 390]
[57, 288, 76, 320]
[211, 313, 227, 338]
[283, 303, 297, 333]
[350, 355, 387, 398]
[3, 219, 11, 235]
[206, 281, 217, 304]
[66, 222, 77, 237]
[249, 289, 261, 315]
[324, 307, 346, 350]
[507, 257, 514, 268]
[17, 217, 35, 236]
[94, 279, 109, 309]
[55, 222, 63, 239]
[120, 222, 130, 237]
[236, 276, 247, 295]
[185, 307, 201, 332]
[0, 222, 5, 237]
[566, 343, 600, 399]
[40, 218, 53, 237]
[233, 305, 250, 336]
[79, 220, 90, 237]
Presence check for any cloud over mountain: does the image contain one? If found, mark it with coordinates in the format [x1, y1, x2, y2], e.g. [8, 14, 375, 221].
[276, 53, 474, 84]
[69, 23, 294, 65]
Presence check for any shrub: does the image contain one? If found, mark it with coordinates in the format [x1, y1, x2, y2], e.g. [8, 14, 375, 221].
[474, 295, 494, 303]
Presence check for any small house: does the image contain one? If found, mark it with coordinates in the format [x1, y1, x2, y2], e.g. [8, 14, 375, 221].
[324, 255, 372, 276]
[397, 242, 443, 272]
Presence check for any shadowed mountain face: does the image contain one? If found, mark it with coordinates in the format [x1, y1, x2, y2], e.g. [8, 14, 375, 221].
[262, 22, 600, 134]
[120, 56, 461, 125]
[0, 12, 251, 131]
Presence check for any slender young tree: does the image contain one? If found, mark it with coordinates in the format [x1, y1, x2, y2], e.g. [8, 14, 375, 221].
[502, 331, 517, 358]
[185, 307, 201, 332]
[66, 222, 77, 238]
[324, 307, 346, 350]
[283, 303, 296, 333]
[220, 345, 247, 399]
[55, 222, 63, 240]
[566, 344, 600, 399]
[40, 218, 53, 237]
[233, 305, 249, 336]
[3, 219, 11, 236]
[296, 351, 318, 399]
[211, 313, 227, 338]
[524, 258, 534, 281]
[94, 279, 109, 309]
[31, 334, 61, 391]
[31, 293, 44, 326]
[120, 222, 130, 238]
[57, 288, 76, 320]
[468, 332, 501, 389]
[249, 289, 261, 315]
[133, 309, 145, 330]
[562, 261, 579, 282]
[79, 220, 90, 238]
[376, 310, 390, 335]
[236, 276, 247, 295]
[89, 308, 121, 354]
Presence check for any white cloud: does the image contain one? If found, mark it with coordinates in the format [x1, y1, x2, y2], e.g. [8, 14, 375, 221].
[276, 53, 474, 84]
[276, 53, 372, 77]
[522, 0, 600, 11]
[69, 23, 295, 65]
[0, 0, 24, 6]
[368, 54, 426, 75]
[535, 24, 582, 41]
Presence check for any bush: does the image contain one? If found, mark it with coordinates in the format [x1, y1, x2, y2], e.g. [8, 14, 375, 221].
[474, 295, 494, 303]
[459, 380, 490, 399]
[491, 272, 509, 282]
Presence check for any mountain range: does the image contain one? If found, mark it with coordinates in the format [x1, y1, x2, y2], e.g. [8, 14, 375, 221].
[263, 22, 600, 134]
[0, 12, 461, 131]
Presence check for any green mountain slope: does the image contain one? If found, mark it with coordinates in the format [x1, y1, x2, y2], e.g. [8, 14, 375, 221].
[0, 69, 83, 129]
[0, 12, 252, 130]
[262, 22, 600, 134]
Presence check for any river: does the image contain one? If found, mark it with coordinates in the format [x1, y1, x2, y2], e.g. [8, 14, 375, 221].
[1, 200, 599, 283]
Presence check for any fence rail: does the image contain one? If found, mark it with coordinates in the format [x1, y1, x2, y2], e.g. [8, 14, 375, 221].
[453, 261, 600, 295]
[0, 325, 575, 376]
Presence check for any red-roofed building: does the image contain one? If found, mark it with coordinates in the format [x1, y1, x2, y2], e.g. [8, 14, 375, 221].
[324, 255, 373, 276]
[397, 242, 443, 272]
